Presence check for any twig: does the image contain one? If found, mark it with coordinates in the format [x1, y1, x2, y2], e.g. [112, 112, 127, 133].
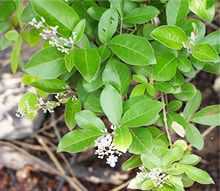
[161, 94, 172, 147]
[11, 140, 50, 151]
[202, 126, 216, 138]
[36, 136, 87, 191]
[110, 179, 130, 191]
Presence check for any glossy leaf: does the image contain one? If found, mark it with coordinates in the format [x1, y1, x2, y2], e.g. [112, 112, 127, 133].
[66, 48, 101, 82]
[192, 105, 220, 126]
[75, 110, 105, 132]
[113, 126, 132, 152]
[73, 19, 86, 42]
[25, 47, 66, 79]
[109, 34, 156, 66]
[166, 0, 189, 25]
[183, 90, 202, 121]
[189, 0, 215, 22]
[31, 79, 68, 93]
[151, 25, 187, 50]
[192, 43, 219, 62]
[200, 31, 220, 53]
[180, 164, 214, 184]
[98, 8, 119, 43]
[124, 6, 159, 24]
[129, 128, 153, 154]
[31, 0, 79, 36]
[58, 126, 104, 153]
[121, 98, 162, 128]
[64, 99, 81, 129]
[100, 85, 123, 125]
[102, 58, 131, 94]
[18, 92, 39, 119]
[174, 83, 197, 101]
[122, 155, 142, 171]
[152, 43, 178, 81]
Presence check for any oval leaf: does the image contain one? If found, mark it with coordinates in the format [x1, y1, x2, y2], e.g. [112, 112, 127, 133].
[100, 85, 123, 125]
[124, 6, 159, 24]
[24, 47, 66, 79]
[192, 105, 220, 126]
[66, 48, 101, 82]
[109, 34, 156, 66]
[98, 8, 119, 43]
[151, 25, 187, 50]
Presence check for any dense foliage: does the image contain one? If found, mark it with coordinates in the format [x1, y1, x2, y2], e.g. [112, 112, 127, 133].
[1, 0, 220, 190]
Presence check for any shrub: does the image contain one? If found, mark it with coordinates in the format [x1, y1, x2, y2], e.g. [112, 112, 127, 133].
[1, 0, 219, 190]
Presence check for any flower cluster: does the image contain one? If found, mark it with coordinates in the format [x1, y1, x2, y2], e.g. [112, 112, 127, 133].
[38, 97, 61, 113]
[95, 134, 121, 168]
[29, 17, 77, 53]
[136, 167, 168, 188]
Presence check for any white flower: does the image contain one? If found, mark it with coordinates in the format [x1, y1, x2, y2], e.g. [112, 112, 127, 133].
[106, 155, 118, 168]
[29, 17, 76, 54]
[95, 134, 121, 167]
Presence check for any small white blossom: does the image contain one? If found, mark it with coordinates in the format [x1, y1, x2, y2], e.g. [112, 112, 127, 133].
[95, 134, 121, 168]
[29, 17, 77, 54]
[38, 97, 60, 113]
[136, 167, 168, 188]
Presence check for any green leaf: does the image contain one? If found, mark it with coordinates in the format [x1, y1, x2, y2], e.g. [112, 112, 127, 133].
[87, 6, 106, 21]
[31, 79, 68, 93]
[189, 0, 215, 22]
[152, 43, 178, 81]
[82, 68, 103, 93]
[163, 145, 185, 166]
[180, 154, 201, 165]
[31, 0, 79, 36]
[121, 98, 162, 128]
[174, 83, 197, 101]
[18, 92, 39, 119]
[167, 100, 183, 112]
[130, 84, 146, 98]
[100, 85, 122, 125]
[192, 43, 219, 62]
[166, 0, 189, 25]
[129, 128, 153, 154]
[25, 47, 66, 79]
[84, 91, 103, 113]
[141, 180, 156, 190]
[124, 6, 159, 24]
[10, 35, 22, 74]
[122, 155, 142, 171]
[113, 126, 132, 152]
[183, 90, 202, 121]
[64, 99, 81, 129]
[200, 31, 220, 53]
[186, 123, 204, 150]
[66, 48, 101, 82]
[151, 25, 187, 50]
[5, 30, 19, 41]
[109, 34, 156, 66]
[177, 54, 193, 73]
[180, 164, 214, 184]
[102, 57, 131, 94]
[168, 113, 204, 150]
[98, 8, 119, 43]
[98, 45, 111, 62]
[73, 19, 86, 42]
[75, 110, 105, 132]
[0, 1, 16, 21]
[141, 150, 162, 169]
[192, 105, 220, 126]
[58, 126, 104, 153]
